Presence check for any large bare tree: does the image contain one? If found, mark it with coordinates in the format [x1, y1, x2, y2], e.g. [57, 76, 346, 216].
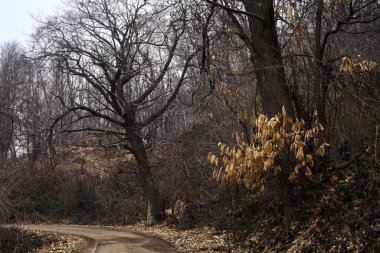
[34, 0, 199, 224]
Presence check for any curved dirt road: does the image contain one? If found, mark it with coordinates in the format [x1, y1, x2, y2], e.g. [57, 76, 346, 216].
[22, 224, 176, 253]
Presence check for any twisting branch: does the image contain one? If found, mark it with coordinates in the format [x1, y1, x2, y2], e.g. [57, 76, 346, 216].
[321, 0, 380, 55]
[133, 24, 185, 105]
[203, 0, 265, 23]
[139, 47, 202, 127]
[59, 128, 126, 136]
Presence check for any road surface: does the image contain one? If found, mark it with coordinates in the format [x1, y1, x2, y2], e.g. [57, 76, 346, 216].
[22, 224, 176, 253]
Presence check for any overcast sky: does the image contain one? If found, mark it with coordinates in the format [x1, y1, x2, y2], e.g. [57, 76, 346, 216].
[0, 0, 62, 45]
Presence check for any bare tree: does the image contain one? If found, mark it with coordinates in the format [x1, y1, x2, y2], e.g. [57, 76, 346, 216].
[33, 0, 199, 224]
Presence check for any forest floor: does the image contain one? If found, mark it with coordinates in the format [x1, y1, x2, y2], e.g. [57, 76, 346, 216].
[26, 231, 88, 253]
[0, 226, 88, 253]
[126, 223, 242, 252]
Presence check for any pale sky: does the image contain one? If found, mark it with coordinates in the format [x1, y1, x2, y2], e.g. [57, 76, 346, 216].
[0, 0, 63, 45]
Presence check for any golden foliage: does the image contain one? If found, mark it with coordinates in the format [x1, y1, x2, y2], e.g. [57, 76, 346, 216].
[208, 107, 328, 190]
[339, 55, 377, 73]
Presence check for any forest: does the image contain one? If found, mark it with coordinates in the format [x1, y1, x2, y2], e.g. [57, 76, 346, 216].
[0, 0, 379, 252]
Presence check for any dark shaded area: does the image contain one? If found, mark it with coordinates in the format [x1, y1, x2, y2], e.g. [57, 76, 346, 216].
[0, 226, 54, 253]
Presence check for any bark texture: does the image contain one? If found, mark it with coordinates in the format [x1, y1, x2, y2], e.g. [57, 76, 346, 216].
[242, 0, 295, 117]
[126, 130, 165, 225]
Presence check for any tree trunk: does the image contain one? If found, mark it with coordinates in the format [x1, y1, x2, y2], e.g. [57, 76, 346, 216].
[242, 0, 295, 118]
[314, 0, 327, 127]
[126, 129, 165, 225]
[145, 181, 165, 225]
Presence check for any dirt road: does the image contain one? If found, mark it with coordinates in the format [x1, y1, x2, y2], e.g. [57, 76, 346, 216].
[22, 224, 177, 253]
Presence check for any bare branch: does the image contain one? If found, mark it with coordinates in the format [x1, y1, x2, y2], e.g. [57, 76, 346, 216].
[139, 48, 201, 127]
[203, 0, 265, 23]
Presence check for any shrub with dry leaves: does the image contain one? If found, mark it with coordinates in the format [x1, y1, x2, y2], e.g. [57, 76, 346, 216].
[209, 107, 328, 191]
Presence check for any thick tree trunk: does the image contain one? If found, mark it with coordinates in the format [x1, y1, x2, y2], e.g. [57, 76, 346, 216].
[242, 0, 295, 118]
[126, 129, 165, 225]
[144, 181, 165, 225]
